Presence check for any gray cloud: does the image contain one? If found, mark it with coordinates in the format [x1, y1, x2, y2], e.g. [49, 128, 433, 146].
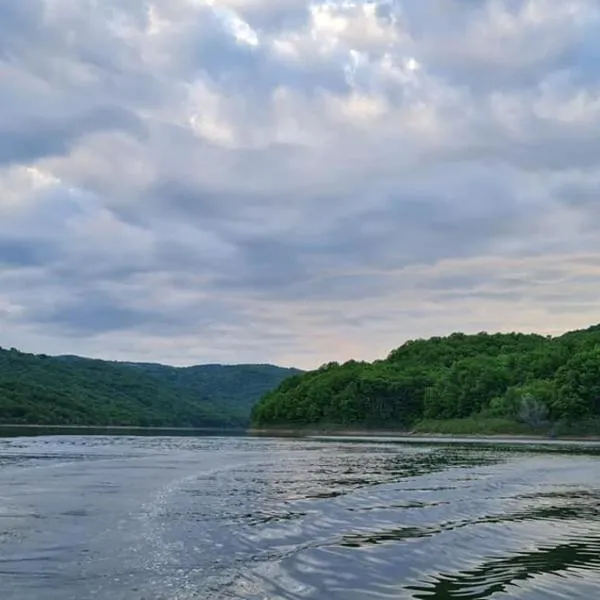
[1, 0, 600, 368]
[32, 295, 164, 337]
[0, 107, 145, 166]
[0, 239, 54, 268]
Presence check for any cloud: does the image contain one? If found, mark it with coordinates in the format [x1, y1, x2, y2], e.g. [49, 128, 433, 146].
[1, 0, 600, 369]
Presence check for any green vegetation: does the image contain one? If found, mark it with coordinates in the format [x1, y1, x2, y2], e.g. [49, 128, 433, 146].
[0, 347, 299, 427]
[412, 418, 539, 436]
[251, 325, 600, 436]
[411, 416, 600, 437]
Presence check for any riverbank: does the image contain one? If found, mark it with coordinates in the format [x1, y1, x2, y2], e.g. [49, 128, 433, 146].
[0, 424, 244, 431]
[249, 417, 600, 441]
[2, 423, 598, 442]
[250, 429, 600, 442]
[0, 424, 246, 438]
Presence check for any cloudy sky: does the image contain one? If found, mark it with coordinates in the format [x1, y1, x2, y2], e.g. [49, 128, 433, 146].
[1, 0, 600, 369]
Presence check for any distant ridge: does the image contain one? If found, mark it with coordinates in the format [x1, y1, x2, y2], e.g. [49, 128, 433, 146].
[0, 346, 301, 427]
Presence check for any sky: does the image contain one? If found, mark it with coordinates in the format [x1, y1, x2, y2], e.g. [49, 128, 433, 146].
[1, 0, 600, 369]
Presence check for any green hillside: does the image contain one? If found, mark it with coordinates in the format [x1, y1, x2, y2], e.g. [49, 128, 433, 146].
[0, 347, 300, 427]
[251, 325, 600, 435]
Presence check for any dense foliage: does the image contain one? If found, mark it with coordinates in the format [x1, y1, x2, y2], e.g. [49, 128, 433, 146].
[251, 325, 600, 432]
[0, 347, 299, 427]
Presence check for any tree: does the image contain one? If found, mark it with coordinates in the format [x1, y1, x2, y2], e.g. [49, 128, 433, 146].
[251, 324, 600, 431]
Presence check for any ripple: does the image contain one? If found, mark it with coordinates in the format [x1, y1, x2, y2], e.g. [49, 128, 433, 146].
[223, 446, 600, 599]
[407, 534, 600, 599]
[2, 435, 600, 600]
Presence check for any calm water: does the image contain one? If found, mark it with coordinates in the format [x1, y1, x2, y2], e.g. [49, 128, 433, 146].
[1, 434, 600, 599]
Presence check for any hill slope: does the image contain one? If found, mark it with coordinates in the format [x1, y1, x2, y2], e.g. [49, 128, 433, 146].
[251, 325, 600, 433]
[0, 347, 300, 427]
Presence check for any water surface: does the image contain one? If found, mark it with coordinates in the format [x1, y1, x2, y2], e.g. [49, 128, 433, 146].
[1, 434, 599, 599]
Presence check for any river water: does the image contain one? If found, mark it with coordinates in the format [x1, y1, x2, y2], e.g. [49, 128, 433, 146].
[1, 433, 599, 599]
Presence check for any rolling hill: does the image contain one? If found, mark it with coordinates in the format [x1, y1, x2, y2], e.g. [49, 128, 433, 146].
[0, 346, 300, 428]
[251, 324, 600, 435]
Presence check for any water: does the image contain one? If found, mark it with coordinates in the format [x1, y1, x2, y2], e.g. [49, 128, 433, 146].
[1, 434, 599, 599]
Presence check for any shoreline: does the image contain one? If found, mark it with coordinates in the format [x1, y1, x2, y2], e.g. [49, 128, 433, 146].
[2, 424, 599, 442]
[0, 424, 245, 433]
[248, 428, 600, 442]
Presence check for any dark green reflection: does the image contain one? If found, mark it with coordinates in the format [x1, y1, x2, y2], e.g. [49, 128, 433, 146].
[407, 536, 600, 599]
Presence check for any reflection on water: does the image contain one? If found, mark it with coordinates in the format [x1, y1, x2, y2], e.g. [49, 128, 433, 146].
[408, 534, 600, 599]
[0, 434, 599, 599]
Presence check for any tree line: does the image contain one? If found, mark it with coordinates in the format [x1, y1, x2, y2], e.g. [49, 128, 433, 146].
[251, 325, 600, 433]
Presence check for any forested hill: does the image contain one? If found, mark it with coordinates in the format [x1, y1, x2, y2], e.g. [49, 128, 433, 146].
[0, 347, 300, 427]
[251, 324, 600, 433]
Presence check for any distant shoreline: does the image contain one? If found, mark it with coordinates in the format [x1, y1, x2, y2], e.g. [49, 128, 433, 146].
[0, 424, 245, 433]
